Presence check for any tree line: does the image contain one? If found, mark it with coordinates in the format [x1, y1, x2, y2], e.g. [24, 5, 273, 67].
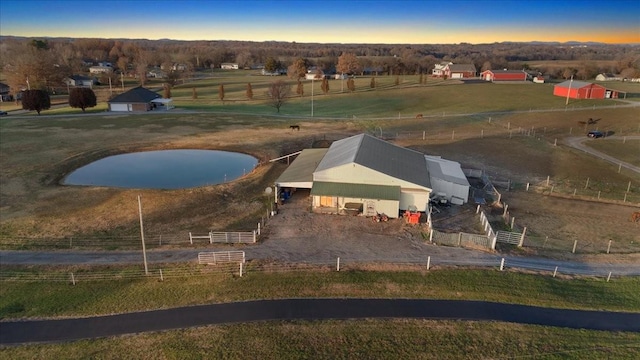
[1, 36, 638, 100]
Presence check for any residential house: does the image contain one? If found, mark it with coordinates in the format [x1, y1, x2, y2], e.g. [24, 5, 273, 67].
[89, 65, 114, 74]
[221, 63, 239, 70]
[443, 64, 476, 79]
[65, 75, 97, 88]
[0, 82, 12, 102]
[432, 61, 453, 77]
[108, 86, 173, 112]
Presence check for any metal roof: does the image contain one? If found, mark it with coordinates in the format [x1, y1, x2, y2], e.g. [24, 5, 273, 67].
[447, 64, 476, 72]
[555, 80, 594, 89]
[275, 149, 329, 188]
[109, 86, 161, 103]
[311, 181, 401, 201]
[425, 156, 470, 186]
[315, 134, 431, 188]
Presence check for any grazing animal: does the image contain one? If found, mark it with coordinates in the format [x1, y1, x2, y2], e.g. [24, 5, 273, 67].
[632, 212, 640, 223]
[415, 114, 423, 118]
[289, 125, 300, 131]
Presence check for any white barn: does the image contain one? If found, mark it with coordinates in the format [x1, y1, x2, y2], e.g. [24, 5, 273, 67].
[276, 134, 437, 218]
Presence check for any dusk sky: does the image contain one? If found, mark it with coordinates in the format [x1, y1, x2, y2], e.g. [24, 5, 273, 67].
[1, 0, 639, 44]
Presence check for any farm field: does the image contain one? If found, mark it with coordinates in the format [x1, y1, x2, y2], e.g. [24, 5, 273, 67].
[1, 72, 639, 358]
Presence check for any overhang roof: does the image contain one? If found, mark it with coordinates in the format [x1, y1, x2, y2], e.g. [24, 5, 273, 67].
[425, 156, 470, 186]
[275, 148, 328, 188]
[311, 181, 401, 201]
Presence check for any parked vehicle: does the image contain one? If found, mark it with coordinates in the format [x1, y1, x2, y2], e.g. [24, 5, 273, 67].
[587, 131, 604, 138]
[0, 111, 8, 116]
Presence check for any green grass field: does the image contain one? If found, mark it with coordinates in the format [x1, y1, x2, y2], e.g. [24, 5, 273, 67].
[1, 267, 640, 359]
[2, 267, 639, 320]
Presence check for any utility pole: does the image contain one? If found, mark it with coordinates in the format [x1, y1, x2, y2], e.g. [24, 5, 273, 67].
[565, 75, 573, 106]
[138, 195, 149, 275]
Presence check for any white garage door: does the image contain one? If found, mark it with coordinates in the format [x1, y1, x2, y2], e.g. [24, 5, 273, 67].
[110, 103, 128, 112]
[451, 73, 463, 79]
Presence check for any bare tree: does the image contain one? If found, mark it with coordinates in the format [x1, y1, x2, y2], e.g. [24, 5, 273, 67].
[266, 80, 291, 113]
[163, 84, 171, 99]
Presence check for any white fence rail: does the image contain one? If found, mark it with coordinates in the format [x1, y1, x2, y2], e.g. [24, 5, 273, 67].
[430, 229, 493, 250]
[496, 230, 523, 246]
[197, 251, 246, 265]
[189, 231, 257, 244]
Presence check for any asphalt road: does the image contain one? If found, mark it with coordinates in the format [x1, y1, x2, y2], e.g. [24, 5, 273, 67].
[2, 299, 639, 345]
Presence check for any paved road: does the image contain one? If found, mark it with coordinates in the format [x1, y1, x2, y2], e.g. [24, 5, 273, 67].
[564, 135, 640, 174]
[2, 299, 639, 345]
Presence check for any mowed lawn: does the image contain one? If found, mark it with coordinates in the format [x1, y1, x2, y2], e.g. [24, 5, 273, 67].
[1, 268, 640, 359]
[585, 139, 640, 167]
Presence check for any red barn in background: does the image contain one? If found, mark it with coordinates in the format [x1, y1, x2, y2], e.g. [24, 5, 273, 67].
[481, 69, 528, 81]
[553, 80, 618, 99]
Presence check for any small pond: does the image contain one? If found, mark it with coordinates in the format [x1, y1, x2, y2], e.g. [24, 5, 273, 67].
[63, 150, 258, 189]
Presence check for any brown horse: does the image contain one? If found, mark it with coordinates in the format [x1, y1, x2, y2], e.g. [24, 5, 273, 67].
[415, 114, 423, 118]
[632, 212, 640, 222]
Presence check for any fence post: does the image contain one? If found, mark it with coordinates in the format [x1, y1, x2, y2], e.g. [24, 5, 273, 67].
[429, 229, 433, 243]
[189, 232, 193, 245]
[476, 204, 480, 214]
[160, 269, 164, 281]
[458, 232, 462, 246]
[71, 273, 76, 285]
[423, 131, 425, 140]
[553, 266, 558, 278]
[210, 232, 213, 244]
[572, 240, 578, 254]
[607, 240, 612, 254]
[597, 191, 601, 200]
[500, 258, 505, 271]
[336, 257, 340, 272]
[510, 217, 515, 230]
[491, 235, 497, 250]
[427, 256, 431, 270]
[239, 262, 243, 277]
[257, 223, 261, 236]
[518, 227, 526, 247]
[546, 176, 550, 186]
[526, 183, 530, 191]
[503, 204, 508, 217]
[253, 230, 256, 243]
[607, 272, 612, 282]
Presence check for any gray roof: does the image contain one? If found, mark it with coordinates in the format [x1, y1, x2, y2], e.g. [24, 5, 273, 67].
[555, 80, 594, 89]
[484, 69, 526, 74]
[315, 134, 430, 188]
[425, 156, 470, 186]
[275, 149, 328, 187]
[109, 86, 160, 103]
[448, 64, 476, 72]
[311, 181, 401, 201]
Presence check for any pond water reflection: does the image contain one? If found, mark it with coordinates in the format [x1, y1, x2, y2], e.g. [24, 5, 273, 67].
[63, 150, 258, 189]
